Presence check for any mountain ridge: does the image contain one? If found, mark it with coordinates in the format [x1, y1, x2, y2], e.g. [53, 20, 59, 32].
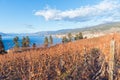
[35, 22, 120, 35]
[1, 22, 120, 36]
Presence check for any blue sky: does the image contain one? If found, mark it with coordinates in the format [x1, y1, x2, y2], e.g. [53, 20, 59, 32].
[0, 0, 120, 33]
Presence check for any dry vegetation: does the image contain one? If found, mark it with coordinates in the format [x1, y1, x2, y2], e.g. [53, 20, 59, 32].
[0, 33, 120, 80]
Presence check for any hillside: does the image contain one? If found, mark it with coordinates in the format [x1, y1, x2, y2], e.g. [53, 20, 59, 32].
[0, 33, 120, 79]
[35, 22, 120, 35]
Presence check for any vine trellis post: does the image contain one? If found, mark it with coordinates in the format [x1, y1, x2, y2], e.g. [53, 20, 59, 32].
[108, 38, 115, 80]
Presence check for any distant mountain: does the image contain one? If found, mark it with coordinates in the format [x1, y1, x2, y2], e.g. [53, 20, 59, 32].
[35, 22, 120, 35]
[85, 22, 120, 32]
[0, 32, 8, 36]
[1, 22, 120, 37]
[34, 29, 74, 36]
[0, 33, 33, 37]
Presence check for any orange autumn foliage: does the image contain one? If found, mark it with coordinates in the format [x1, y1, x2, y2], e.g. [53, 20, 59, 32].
[0, 33, 120, 79]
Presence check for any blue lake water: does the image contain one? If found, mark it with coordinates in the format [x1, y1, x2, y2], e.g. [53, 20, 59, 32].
[2, 36, 62, 50]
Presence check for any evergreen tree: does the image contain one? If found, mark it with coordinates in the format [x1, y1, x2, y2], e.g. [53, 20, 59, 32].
[26, 36, 30, 47]
[74, 32, 83, 41]
[13, 36, 19, 48]
[78, 32, 83, 39]
[0, 35, 5, 53]
[0, 35, 2, 41]
[49, 35, 53, 45]
[74, 34, 79, 40]
[22, 36, 30, 47]
[44, 37, 49, 47]
[68, 33, 72, 42]
[22, 37, 26, 47]
[62, 36, 68, 43]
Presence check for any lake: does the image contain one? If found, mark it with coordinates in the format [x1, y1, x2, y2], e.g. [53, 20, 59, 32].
[2, 36, 62, 50]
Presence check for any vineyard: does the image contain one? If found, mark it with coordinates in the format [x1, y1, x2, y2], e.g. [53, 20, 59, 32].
[0, 33, 120, 80]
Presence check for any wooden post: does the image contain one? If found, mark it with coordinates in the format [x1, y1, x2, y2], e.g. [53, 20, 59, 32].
[108, 39, 115, 80]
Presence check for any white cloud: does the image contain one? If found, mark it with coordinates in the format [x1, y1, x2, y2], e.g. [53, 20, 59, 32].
[35, 8, 61, 21]
[35, 0, 120, 22]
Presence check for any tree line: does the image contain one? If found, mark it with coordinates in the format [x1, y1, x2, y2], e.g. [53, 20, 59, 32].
[0, 35, 54, 54]
[44, 35, 53, 47]
[13, 35, 54, 48]
[0, 32, 83, 54]
[13, 36, 30, 49]
[62, 32, 84, 43]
